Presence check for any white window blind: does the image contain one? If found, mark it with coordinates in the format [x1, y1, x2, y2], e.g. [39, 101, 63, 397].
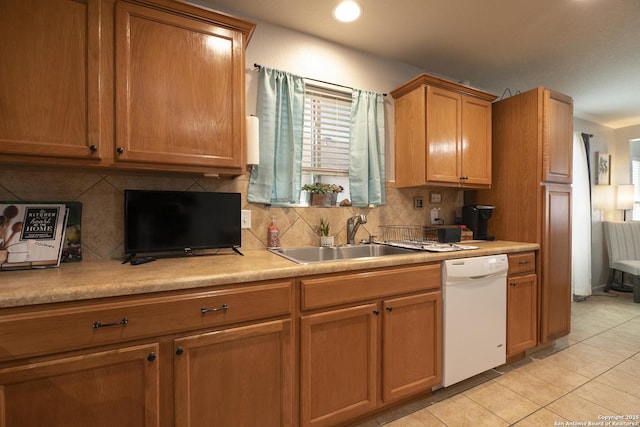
[302, 84, 351, 176]
[632, 158, 640, 220]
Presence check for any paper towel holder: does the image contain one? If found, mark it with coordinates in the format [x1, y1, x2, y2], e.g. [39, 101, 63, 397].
[246, 115, 260, 170]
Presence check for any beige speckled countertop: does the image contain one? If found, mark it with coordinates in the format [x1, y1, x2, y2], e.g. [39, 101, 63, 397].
[0, 241, 538, 308]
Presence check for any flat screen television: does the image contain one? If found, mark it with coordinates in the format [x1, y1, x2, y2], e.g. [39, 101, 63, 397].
[124, 190, 241, 256]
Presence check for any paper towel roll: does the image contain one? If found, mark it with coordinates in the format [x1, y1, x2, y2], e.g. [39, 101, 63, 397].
[246, 115, 260, 165]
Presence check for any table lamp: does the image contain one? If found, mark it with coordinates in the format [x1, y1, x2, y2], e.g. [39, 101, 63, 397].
[616, 184, 634, 221]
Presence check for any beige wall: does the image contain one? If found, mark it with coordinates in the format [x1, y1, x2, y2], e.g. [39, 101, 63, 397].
[573, 118, 640, 289]
[243, 19, 426, 182]
[0, 18, 468, 261]
[0, 165, 462, 260]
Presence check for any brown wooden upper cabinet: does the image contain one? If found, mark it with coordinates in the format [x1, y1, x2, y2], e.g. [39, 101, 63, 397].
[391, 73, 498, 188]
[0, 0, 109, 164]
[0, 0, 255, 175]
[543, 90, 574, 184]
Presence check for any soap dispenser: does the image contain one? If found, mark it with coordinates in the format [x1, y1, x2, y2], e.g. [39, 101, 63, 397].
[267, 216, 280, 248]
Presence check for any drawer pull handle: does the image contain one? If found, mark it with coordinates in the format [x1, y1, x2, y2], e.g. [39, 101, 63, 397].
[201, 304, 229, 314]
[373, 310, 380, 316]
[176, 346, 184, 355]
[147, 352, 156, 362]
[92, 317, 128, 329]
[386, 306, 393, 312]
[519, 260, 531, 265]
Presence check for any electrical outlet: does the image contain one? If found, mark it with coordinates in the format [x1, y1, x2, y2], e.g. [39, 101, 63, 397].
[414, 197, 424, 209]
[431, 207, 441, 224]
[241, 210, 251, 229]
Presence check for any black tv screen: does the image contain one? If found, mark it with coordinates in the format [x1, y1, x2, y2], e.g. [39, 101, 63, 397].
[124, 190, 241, 255]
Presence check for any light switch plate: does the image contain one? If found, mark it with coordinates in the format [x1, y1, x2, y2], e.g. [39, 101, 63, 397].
[414, 197, 424, 209]
[241, 210, 251, 229]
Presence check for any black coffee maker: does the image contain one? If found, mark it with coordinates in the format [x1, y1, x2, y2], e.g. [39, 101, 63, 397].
[462, 205, 495, 240]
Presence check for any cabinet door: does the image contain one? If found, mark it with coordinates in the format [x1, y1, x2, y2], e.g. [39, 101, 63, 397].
[115, 2, 244, 171]
[0, 343, 160, 427]
[461, 95, 492, 186]
[393, 85, 427, 187]
[174, 320, 292, 427]
[540, 184, 572, 343]
[0, 0, 109, 162]
[426, 86, 461, 183]
[382, 292, 441, 402]
[507, 273, 538, 356]
[300, 304, 378, 427]
[543, 90, 573, 184]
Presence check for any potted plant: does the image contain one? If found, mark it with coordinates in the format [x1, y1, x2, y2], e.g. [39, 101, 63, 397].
[302, 183, 344, 206]
[316, 218, 334, 246]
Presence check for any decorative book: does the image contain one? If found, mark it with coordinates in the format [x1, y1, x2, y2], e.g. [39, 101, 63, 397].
[0, 203, 68, 271]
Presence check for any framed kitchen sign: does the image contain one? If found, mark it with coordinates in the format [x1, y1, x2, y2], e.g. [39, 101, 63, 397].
[596, 152, 611, 185]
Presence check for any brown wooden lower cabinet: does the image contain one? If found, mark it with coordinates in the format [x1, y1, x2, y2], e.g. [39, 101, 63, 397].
[300, 304, 379, 427]
[506, 251, 538, 358]
[0, 279, 293, 427]
[507, 274, 538, 357]
[1, 255, 551, 427]
[0, 343, 161, 427]
[540, 184, 572, 343]
[300, 264, 442, 426]
[382, 292, 441, 402]
[174, 319, 292, 427]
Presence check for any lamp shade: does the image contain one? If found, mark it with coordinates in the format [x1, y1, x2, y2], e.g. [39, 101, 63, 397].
[616, 184, 634, 210]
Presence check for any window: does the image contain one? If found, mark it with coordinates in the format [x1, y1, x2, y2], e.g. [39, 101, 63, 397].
[632, 158, 640, 220]
[301, 83, 351, 204]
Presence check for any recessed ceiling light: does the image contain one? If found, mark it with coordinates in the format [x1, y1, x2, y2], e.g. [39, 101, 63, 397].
[333, 1, 362, 22]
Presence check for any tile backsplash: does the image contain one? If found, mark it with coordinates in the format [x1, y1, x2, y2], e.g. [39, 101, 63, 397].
[0, 165, 462, 260]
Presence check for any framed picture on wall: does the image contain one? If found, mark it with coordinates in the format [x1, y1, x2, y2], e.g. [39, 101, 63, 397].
[596, 152, 611, 185]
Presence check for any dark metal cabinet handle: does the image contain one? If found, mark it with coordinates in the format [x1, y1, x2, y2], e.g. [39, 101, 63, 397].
[116, 147, 124, 154]
[201, 303, 228, 314]
[386, 306, 393, 312]
[510, 282, 517, 287]
[176, 346, 184, 356]
[92, 317, 128, 329]
[147, 352, 156, 362]
[89, 145, 98, 152]
[519, 260, 531, 265]
[373, 310, 380, 316]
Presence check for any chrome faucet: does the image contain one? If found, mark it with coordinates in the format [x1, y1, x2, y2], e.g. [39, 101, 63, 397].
[346, 214, 367, 244]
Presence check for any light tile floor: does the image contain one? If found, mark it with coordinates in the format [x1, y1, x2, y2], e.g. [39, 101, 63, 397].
[357, 290, 640, 427]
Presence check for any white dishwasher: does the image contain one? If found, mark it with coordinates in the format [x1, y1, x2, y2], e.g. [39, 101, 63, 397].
[441, 254, 508, 387]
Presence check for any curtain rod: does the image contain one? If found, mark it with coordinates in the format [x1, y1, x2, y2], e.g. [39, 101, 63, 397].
[253, 63, 386, 96]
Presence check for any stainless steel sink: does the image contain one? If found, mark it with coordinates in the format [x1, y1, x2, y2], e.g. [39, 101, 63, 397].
[269, 244, 417, 264]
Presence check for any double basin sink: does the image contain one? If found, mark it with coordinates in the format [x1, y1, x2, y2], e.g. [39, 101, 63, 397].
[269, 243, 417, 264]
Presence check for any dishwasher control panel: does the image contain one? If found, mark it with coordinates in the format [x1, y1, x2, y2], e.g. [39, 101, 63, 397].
[442, 254, 508, 282]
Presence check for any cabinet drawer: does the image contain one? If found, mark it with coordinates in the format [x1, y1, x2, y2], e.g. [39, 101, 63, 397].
[0, 280, 291, 361]
[508, 252, 536, 275]
[300, 264, 440, 311]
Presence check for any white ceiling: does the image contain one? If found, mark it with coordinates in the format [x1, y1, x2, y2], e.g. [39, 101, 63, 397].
[203, 0, 640, 129]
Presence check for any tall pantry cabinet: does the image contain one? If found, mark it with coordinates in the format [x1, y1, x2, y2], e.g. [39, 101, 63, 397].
[474, 87, 573, 344]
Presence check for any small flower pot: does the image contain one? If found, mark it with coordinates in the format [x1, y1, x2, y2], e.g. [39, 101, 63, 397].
[320, 236, 335, 247]
[309, 193, 338, 207]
